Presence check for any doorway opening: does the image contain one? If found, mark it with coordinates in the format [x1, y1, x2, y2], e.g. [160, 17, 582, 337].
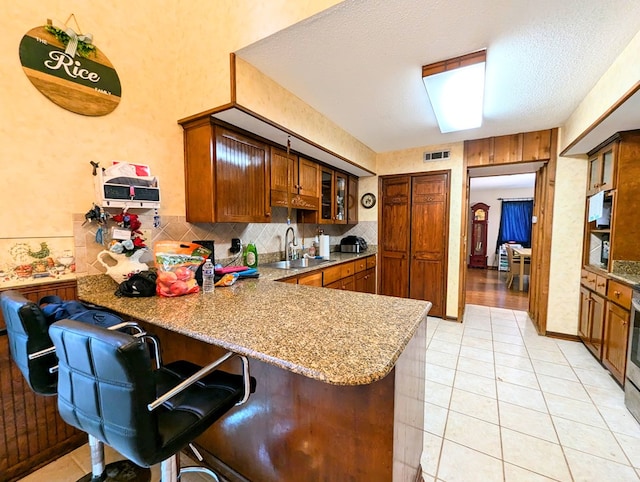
[464, 168, 539, 312]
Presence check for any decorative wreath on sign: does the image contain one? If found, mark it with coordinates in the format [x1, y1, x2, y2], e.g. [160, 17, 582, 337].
[44, 17, 96, 58]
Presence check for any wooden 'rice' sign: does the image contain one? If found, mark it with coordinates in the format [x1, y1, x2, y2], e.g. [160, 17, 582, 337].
[18, 22, 121, 116]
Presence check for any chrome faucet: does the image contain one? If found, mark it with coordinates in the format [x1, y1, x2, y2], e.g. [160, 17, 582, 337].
[284, 227, 297, 262]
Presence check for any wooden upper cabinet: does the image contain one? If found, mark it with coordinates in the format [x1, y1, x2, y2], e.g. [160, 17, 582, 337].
[299, 167, 352, 225]
[522, 130, 552, 161]
[465, 129, 552, 166]
[298, 157, 320, 200]
[270, 149, 320, 211]
[587, 140, 617, 195]
[465, 137, 492, 166]
[271, 146, 297, 198]
[347, 175, 358, 224]
[182, 119, 271, 223]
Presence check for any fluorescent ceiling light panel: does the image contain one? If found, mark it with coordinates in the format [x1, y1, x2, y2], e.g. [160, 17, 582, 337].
[422, 50, 486, 133]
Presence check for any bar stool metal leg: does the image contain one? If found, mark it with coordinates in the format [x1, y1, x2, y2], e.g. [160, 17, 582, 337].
[77, 435, 151, 482]
[160, 455, 179, 482]
[89, 435, 105, 478]
[160, 453, 221, 482]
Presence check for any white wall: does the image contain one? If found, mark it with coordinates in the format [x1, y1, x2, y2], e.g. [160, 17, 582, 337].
[468, 186, 535, 268]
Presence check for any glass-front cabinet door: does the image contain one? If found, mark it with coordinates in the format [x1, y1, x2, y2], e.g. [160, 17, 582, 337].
[319, 167, 334, 223]
[335, 172, 347, 224]
[587, 142, 616, 195]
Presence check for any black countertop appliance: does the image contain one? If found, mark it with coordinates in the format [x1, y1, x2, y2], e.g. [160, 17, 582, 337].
[340, 236, 368, 253]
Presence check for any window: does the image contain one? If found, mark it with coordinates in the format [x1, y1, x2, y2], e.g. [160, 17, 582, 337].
[496, 200, 533, 250]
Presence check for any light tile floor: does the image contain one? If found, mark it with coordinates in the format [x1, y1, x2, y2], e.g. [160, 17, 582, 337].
[422, 304, 640, 482]
[18, 444, 212, 481]
[20, 304, 640, 482]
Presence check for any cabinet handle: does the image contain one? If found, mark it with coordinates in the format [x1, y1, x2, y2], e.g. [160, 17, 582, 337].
[614, 290, 621, 297]
[581, 275, 588, 279]
[265, 212, 271, 217]
[597, 283, 605, 287]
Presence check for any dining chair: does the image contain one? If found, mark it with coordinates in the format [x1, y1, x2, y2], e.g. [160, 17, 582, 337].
[506, 245, 530, 289]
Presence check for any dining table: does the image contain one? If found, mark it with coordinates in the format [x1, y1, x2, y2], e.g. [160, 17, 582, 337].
[512, 246, 532, 291]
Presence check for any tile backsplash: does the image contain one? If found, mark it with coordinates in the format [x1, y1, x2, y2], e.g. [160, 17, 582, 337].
[74, 207, 378, 276]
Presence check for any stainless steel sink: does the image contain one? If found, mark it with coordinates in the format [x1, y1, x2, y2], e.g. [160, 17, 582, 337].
[263, 258, 332, 270]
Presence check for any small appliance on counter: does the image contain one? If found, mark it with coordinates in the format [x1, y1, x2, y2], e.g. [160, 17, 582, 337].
[340, 236, 368, 253]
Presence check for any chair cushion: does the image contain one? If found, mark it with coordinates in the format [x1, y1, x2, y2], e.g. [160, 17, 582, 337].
[151, 360, 249, 464]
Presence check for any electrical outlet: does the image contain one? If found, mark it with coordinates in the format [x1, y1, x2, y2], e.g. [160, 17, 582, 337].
[230, 238, 242, 254]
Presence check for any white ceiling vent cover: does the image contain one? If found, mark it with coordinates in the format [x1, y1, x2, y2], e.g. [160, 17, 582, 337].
[424, 150, 451, 162]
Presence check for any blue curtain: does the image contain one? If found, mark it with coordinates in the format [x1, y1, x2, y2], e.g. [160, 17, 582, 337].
[496, 200, 533, 250]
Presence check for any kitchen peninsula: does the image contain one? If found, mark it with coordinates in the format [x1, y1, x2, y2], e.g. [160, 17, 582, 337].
[77, 268, 431, 482]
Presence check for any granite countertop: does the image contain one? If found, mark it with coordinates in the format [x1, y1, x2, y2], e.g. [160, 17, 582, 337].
[611, 260, 640, 289]
[0, 272, 76, 289]
[77, 248, 431, 386]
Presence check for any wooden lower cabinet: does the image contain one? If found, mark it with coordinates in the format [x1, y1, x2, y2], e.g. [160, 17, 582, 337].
[578, 286, 605, 359]
[325, 275, 355, 291]
[578, 272, 632, 386]
[0, 281, 85, 481]
[355, 268, 376, 294]
[603, 301, 630, 385]
[276, 256, 376, 294]
[297, 271, 323, 287]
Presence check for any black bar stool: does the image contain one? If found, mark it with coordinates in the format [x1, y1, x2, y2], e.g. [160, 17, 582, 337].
[0, 290, 151, 482]
[49, 318, 255, 482]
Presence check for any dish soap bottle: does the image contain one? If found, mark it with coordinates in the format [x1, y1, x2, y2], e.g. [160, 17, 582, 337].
[244, 241, 258, 268]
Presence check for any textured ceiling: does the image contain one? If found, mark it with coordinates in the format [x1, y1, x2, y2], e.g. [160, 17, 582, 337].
[237, 0, 640, 153]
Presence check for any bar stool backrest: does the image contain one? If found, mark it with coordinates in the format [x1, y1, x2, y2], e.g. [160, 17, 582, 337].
[0, 290, 57, 395]
[49, 319, 160, 466]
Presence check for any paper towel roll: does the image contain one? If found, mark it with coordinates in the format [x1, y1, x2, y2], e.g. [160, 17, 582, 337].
[319, 234, 330, 259]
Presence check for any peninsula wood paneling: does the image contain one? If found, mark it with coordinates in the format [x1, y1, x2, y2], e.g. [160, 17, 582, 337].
[139, 323, 396, 482]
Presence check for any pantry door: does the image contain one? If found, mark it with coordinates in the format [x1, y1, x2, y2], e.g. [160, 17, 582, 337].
[409, 172, 450, 318]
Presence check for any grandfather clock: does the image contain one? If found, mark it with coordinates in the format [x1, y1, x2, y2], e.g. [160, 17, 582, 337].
[469, 203, 489, 268]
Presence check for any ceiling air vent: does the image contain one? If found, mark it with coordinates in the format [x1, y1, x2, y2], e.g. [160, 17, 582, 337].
[424, 150, 450, 162]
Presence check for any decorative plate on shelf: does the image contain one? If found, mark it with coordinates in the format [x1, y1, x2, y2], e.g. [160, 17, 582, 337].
[361, 192, 376, 209]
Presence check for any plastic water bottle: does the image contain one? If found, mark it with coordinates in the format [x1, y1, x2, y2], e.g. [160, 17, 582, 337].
[202, 259, 215, 293]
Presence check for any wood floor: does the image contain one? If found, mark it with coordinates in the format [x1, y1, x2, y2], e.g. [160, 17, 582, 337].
[465, 267, 529, 311]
